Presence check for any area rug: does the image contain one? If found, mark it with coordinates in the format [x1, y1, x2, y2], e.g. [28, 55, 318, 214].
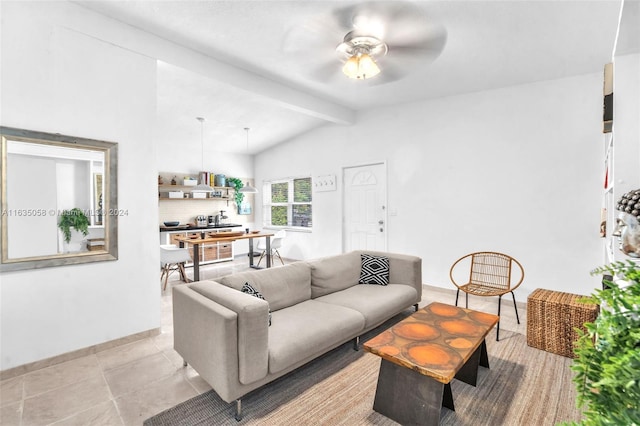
[145, 327, 583, 425]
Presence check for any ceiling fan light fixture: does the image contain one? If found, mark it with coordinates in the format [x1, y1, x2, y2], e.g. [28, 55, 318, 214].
[337, 31, 386, 80]
[342, 55, 361, 78]
[342, 52, 380, 80]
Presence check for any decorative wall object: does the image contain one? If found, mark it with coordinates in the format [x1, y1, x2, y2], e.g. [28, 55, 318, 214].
[1, 126, 118, 271]
[314, 174, 337, 192]
[603, 62, 613, 133]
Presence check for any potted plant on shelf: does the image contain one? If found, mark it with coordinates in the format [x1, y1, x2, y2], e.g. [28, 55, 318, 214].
[58, 208, 90, 244]
[226, 177, 245, 207]
[568, 261, 640, 425]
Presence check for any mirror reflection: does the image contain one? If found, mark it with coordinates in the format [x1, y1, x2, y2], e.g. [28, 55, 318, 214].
[1, 127, 118, 271]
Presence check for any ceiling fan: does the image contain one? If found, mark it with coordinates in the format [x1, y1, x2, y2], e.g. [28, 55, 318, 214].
[283, 1, 447, 84]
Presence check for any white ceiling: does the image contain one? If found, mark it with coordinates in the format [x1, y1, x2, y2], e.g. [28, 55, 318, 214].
[76, 0, 628, 155]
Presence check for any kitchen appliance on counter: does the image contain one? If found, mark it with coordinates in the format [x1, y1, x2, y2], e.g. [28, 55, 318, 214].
[196, 215, 208, 227]
[209, 210, 228, 226]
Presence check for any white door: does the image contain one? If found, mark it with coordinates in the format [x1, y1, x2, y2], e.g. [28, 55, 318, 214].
[343, 163, 387, 252]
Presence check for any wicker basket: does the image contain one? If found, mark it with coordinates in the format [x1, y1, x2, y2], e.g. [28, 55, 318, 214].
[526, 288, 599, 358]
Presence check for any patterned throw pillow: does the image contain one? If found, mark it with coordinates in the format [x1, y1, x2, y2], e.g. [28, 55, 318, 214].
[241, 282, 272, 326]
[359, 254, 390, 285]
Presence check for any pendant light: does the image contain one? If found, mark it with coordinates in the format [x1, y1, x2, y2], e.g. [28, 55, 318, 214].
[239, 127, 258, 194]
[192, 117, 215, 193]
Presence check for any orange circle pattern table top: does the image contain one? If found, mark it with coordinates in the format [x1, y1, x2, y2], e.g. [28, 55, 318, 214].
[363, 302, 499, 383]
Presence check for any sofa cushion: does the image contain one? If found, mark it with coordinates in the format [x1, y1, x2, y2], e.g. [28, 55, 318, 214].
[267, 300, 365, 374]
[242, 282, 271, 326]
[219, 262, 311, 311]
[358, 254, 390, 285]
[355, 250, 422, 292]
[315, 284, 418, 329]
[309, 251, 361, 298]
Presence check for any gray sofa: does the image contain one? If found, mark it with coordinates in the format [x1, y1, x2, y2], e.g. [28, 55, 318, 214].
[172, 250, 422, 419]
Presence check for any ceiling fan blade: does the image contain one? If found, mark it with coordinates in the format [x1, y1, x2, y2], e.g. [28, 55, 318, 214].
[281, 16, 344, 54]
[385, 24, 447, 67]
[332, 1, 431, 39]
[369, 64, 407, 85]
[387, 41, 447, 64]
[384, 20, 447, 47]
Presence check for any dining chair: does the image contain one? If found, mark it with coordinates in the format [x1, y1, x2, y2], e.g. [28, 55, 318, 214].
[160, 244, 192, 290]
[256, 230, 286, 267]
[449, 251, 524, 341]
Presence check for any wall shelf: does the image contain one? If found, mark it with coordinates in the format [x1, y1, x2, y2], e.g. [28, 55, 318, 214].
[158, 182, 234, 205]
[158, 197, 231, 201]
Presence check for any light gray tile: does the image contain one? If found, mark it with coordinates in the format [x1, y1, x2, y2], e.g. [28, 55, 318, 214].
[104, 353, 176, 397]
[182, 369, 212, 394]
[23, 355, 102, 398]
[50, 400, 123, 426]
[22, 375, 111, 426]
[161, 348, 184, 369]
[97, 339, 160, 371]
[0, 401, 22, 425]
[115, 371, 197, 426]
[152, 330, 174, 351]
[0, 375, 24, 406]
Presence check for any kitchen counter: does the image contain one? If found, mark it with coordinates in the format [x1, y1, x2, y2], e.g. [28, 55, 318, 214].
[159, 223, 243, 232]
[160, 224, 246, 267]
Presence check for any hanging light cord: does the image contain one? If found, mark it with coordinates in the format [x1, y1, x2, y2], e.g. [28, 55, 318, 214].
[198, 117, 205, 170]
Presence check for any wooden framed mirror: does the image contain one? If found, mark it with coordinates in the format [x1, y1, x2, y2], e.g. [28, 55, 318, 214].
[1, 127, 118, 271]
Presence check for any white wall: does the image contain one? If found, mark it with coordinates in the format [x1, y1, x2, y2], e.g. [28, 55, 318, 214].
[255, 73, 605, 301]
[0, 2, 159, 370]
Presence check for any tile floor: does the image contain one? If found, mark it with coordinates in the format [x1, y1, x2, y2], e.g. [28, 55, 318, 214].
[0, 257, 526, 425]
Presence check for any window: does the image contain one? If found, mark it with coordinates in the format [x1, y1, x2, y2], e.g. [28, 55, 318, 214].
[263, 177, 312, 229]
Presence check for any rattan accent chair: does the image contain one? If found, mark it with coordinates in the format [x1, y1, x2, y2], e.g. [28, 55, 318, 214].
[450, 251, 524, 341]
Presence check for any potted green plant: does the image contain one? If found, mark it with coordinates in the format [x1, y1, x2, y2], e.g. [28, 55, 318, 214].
[58, 208, 90, 243]
[226, 177, 245, 206]
[568, 261, 640, 425]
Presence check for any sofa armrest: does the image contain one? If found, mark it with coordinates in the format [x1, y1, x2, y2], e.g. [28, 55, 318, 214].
[356, 250, 423, 302]
[174, 281, 269, 391]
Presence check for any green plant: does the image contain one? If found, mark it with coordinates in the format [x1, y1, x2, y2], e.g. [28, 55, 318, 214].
[567, 261, 640, 425]
[226, 177, 244, 206]
[58, 208, 90, 243]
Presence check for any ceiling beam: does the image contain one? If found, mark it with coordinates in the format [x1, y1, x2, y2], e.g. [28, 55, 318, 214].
[70, 2, 355, 125]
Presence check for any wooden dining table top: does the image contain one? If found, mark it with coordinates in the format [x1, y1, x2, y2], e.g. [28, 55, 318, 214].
[363, 302, 499, 384]
[173, 231, 275, 244]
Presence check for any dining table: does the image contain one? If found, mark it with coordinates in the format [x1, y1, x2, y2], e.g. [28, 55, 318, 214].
[173, 231, 275, 282]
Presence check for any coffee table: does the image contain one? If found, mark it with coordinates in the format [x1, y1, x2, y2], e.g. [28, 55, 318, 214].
[363, 302, 499, 425]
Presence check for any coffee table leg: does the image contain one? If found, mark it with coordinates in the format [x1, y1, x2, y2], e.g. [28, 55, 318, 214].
[455, 339, 489, 387]
[373, 359, 446, 426]
[479, 339, 490, 368]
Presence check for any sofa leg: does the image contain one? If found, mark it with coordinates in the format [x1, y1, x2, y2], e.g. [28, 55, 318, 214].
[353, 336, 360, 351]
[234, 399, 242, 421]
[182, 360, 187, 367]
[414, 303, 419, 312]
